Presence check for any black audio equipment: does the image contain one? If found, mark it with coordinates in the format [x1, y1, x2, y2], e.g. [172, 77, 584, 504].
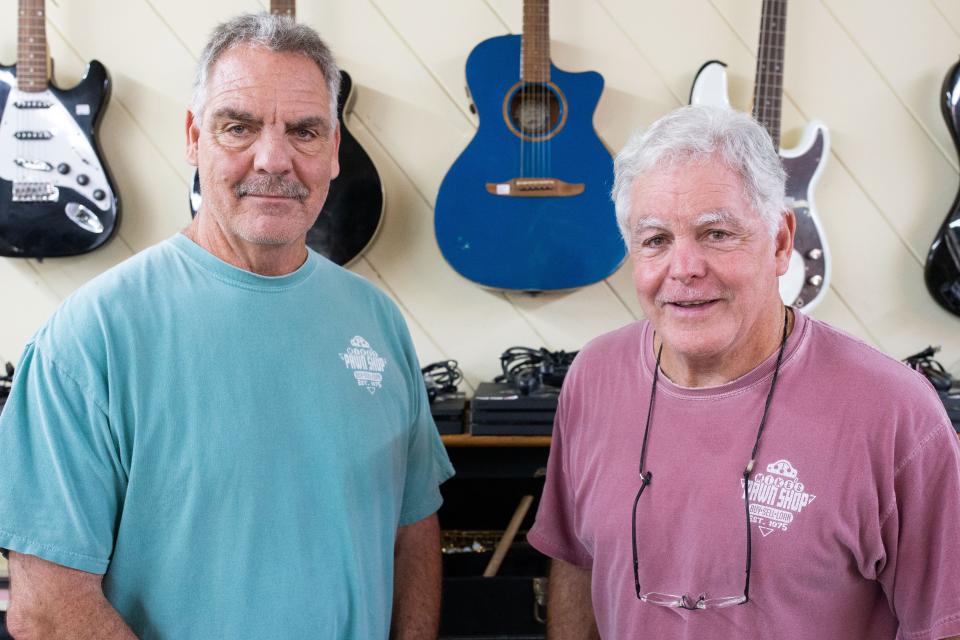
[422, 359, 466, 434]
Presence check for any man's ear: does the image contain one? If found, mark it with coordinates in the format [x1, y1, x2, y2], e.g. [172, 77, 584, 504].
[329, 122, 341, 181]
[774, 208, 796, 277]
[186, 110, 200, 167]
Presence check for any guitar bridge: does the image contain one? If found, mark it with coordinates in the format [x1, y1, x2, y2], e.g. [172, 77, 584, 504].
[485, 178, 585, 197]
[13, 182, 59, 202]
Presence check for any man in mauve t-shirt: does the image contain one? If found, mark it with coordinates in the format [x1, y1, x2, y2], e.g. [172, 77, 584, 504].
[527, 105, 960, 640]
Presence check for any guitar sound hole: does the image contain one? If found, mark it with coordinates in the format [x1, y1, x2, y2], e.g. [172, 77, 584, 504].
[506, 83, 564, 140]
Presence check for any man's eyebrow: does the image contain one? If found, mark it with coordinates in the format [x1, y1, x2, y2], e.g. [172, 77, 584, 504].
[211, 108, 262, 126]
[288, 115, 332, 136]
[694, 210, 747, 230]
[631, 215, 668, 233]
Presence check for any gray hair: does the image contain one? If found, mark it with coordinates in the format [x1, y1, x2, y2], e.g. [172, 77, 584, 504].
[191, 13, 340, 129]
[611, 105, 787, 245]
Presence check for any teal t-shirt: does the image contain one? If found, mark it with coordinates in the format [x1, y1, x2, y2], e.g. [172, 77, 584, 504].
[0, 234, 455, 639]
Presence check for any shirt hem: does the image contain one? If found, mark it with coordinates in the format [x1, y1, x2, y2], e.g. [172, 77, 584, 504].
[526, 529, 592, 569]
[897, 611, 960, 640]
[0, 529, 108, 574]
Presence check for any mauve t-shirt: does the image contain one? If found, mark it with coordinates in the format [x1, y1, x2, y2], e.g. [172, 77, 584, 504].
[528, 312, 960, 640]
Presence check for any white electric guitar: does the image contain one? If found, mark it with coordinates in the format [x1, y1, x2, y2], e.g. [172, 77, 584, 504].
[0, 0, 119, 258]
[691, 0, 830, 311]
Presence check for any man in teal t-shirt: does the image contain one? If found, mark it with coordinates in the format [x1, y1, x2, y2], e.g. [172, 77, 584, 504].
[0, 13, 454, 639]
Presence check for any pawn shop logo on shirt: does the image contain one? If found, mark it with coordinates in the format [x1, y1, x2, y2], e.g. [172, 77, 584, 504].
[339, 336, 387, 394]
[740, 459, 817, 537]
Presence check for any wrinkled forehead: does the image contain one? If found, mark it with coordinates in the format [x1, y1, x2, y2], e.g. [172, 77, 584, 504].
[204, 47, 331, 119]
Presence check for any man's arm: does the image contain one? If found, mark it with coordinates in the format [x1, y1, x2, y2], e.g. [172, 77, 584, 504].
[391, 513, 442, 640]
[547, 558, 599, 640]
[5, 551, 136, 640]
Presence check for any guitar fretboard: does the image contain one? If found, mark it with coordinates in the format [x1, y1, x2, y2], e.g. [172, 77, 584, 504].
[752, 0, 787, 149]
[271, 0, 295, 19]
[17, 0, 48, 92]
[521, 0, 550, 83]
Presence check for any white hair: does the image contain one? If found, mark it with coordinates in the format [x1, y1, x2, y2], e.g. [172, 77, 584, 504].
[191, 13, 340, 128]
[611, 105, 787, 245]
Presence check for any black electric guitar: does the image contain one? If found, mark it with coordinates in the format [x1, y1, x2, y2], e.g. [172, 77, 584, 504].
[0, 0, 119, 258]
[691, 0, 831, 311]
[924, 57, 960, 317]
[190, 0, 383, 267]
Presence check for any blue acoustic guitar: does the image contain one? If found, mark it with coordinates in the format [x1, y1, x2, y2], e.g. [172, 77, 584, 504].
[434, 0, 625, 291]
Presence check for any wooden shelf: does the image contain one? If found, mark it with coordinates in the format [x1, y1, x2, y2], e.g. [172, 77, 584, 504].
[441, 434, 551, 447]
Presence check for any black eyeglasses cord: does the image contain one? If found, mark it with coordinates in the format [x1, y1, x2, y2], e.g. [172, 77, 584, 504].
[632, 307, 790, 605]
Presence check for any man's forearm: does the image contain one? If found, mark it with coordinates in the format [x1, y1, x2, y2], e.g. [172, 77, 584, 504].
[6, 552, 137, 640]
[391, 514, 442, 640]
[547, 559, 599, 640]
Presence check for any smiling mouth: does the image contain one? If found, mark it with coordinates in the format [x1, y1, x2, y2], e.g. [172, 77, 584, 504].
[666, 299, 720, 309]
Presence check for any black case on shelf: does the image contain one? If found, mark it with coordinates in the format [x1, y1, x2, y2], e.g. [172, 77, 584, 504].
[469, 382, 558, 436]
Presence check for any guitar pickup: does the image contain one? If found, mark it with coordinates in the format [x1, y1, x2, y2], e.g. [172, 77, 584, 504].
[14, 158, 54, 172]
[485, 178, 585, 198]
[13, 100, 51, 109]
[12, 182, 59, 202]
[14, 130, 53, 140]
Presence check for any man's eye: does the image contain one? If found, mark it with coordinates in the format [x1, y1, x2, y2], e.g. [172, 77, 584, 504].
[707, 230, 730, 241]
[227, 124, 248, 136]
[294, 128, 317, 140]
[643, 235, 666, 248]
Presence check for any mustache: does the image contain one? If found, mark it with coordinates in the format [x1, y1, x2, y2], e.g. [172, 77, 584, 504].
[234, 175, 310, 202]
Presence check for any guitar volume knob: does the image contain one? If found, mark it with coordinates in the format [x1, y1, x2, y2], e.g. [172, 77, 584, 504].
[807, 248, 823, 260]
[76, 174, 90, 186]
[807, 274, 823, 287]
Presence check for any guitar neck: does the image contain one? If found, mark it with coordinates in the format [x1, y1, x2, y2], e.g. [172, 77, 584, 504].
[17, 0, 49, 92]
[751, 0, 787, 149]
[521, 0, 550, 83]
[271, 0, 295, 19]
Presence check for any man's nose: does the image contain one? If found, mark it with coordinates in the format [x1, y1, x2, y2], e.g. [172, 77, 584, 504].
[668, 237, 707, 282]
[252, 129, 294, 175]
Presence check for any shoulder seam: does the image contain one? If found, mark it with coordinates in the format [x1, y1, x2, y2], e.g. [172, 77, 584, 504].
[878, 422, 954, 527]
[33, 344, 110, 418]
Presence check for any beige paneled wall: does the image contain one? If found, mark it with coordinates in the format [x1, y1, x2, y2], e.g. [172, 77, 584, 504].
[2, 0, 959, 387]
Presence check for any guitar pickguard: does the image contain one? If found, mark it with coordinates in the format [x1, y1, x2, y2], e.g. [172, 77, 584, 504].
[690, 61, 831, 312]
[0, 79, 114, 211]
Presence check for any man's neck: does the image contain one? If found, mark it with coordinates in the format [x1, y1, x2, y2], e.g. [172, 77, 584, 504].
[182, 217, 307, 277]
[656, 306, 793, 388]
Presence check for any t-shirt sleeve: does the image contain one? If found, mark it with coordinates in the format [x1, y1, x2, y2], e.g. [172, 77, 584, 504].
[0, 341, 124, 574]
[392, 315, 455, 527]
[877, 422, 960, 640]
[527, 392, 593, 568]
